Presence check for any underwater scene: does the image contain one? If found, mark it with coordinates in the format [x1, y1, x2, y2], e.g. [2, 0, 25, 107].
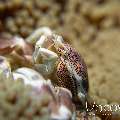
[0, 0, 120, 120]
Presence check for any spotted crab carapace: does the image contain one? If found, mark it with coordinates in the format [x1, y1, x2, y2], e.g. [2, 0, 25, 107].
[27, 27, 89, 111]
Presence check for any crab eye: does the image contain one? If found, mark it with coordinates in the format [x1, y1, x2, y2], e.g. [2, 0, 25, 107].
[81, 79, 89, 93]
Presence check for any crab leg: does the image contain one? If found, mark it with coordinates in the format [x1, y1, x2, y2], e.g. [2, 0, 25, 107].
[33, 35, 58, 76]
[26, 27, 52, 44]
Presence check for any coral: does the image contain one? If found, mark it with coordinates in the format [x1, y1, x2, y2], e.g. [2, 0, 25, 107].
[0, 75, 50, 120]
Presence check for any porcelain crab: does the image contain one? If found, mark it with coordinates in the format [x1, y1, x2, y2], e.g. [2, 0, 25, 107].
[26, 27, 89, 110]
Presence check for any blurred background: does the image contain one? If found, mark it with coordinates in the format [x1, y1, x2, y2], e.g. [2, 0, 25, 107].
[0, 0, 120, 109]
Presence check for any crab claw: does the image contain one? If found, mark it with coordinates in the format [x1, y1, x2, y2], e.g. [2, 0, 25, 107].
[13, 67, 46, 87]
[54, 87, 76, 120]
